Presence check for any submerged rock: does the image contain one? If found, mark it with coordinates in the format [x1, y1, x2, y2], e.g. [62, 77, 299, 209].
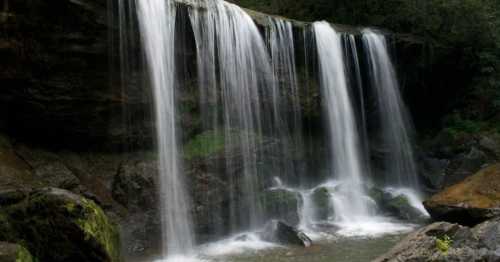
[0, 242, 34, 262]
[369, 187, 427, 222]
[311, 187, 334, 220]
[424, 164, 500, 226]
[0, 187, 121, 262]
[261, 220, 312, 247]
[262, 189, 302, 226]
[375, 218, 500, 262]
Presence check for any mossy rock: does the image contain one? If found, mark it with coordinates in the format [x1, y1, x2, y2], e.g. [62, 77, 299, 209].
[261, 189, 302, 225]
[369, 187, 425, 222]
[0, 242, 34, 262]
[0, 188, 121, 262]
[424, 164, 500, 226]
[311, 187, 334, 220]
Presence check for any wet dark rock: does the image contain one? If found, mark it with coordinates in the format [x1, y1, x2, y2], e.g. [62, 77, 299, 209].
[15, 146, 81, 190]
[0, 187, 121, 262]
[419, 153, 448, 191]
[261, 189, 302, 226]
[369, 187, 427, 222]
[0, 242, 34, 262]
[444, 147, 489, 187]
[0, 189, 27, 206]
[420, 131, 500, 191]
[112, 158, 158, 212]
[311, 187, 334, 220]
[375, 218, 500, 262]
[261, 220, 312, 247]
[424, 164, 500, 226]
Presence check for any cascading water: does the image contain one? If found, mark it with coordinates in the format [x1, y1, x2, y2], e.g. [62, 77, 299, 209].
[362, 30, 420, 190]
[266, 18, 304, 185]
[188, 0, 275, 231]
[135, 0, 194, 258]
[312, 22, 373, 222]
[122, 0, 429, 258]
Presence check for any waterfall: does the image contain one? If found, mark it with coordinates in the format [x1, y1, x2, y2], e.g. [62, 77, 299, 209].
[135, 0, 194, 257]
[362, 30, 420, 190]
[312, 22, 372, 221]
[266, 18, 305, 185]
[121, 0, 426, 257]
[188, 0, 275, 231]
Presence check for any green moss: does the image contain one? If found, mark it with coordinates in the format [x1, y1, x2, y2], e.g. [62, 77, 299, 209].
[15, 245, 34, 262]
[76, 198, 120, 262]
[436, 235, 453, 254]
[65, 202, 76, 213]
[183, 130, 226, 160]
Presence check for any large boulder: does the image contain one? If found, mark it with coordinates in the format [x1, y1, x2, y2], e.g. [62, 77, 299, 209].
[261, 189, 302, 226]
[261, 220, 312, 247]
[424, 164, 500, 226]
[311, 187, 334, 220]
[375, 218, 500, 262]
[369, 187, 427, 222]
[0, 187, 121, 262]
[0, 242, 34, 262]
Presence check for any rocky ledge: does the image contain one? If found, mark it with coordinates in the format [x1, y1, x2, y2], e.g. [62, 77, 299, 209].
[375, 218, 500, 262]
[424, 164, 500, 226]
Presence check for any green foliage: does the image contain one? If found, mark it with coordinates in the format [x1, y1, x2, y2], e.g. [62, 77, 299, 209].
[183, 130, 225, 160]
[436, 235, 453, 254]
[444, 113, 485, 135]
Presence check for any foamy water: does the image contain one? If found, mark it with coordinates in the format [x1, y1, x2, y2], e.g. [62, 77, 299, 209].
[200, 232, 281, 257]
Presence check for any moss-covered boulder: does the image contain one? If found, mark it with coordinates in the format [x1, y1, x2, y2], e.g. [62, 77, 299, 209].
[0, 242, 34, 262]
[311, 187, 334, 220]
[424, 164, 500, 226]
[369, 187, 426, 222]
[262, 189, 302, 225]
[0, 187, 121, 262]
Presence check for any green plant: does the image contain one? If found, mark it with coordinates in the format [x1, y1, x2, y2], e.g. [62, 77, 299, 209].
[436, 235, 453, 254]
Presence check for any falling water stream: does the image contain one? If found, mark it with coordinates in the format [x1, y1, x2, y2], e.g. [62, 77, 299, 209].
[362, 30, 420, 190]
[119, 1, 430, 261]
[135, 0, 195, 259]
[312, 21, 373, 222]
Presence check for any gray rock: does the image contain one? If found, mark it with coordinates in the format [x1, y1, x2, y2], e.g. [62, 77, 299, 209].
[479, 136, 500, 159]
[261, 189, 302, 226]
[375, 219, 500, 262]
[261, 220, 312, 247]
[444, 147, 488, 188]
[369, 187, 427, 222]
[311, 187, 334, 220]
[419, 153, 448, 190]
[0, 242, 33, 262]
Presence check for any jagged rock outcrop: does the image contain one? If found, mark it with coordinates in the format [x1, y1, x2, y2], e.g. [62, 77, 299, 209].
[424, 164, 500, 226]
[375, 218, 500, 262]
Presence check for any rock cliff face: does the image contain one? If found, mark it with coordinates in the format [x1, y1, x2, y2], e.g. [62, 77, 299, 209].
[1, 0, 155, 150]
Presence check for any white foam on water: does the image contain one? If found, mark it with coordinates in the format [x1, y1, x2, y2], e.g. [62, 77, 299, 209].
[334, 218, 416, 237]
[200, 232, 281, 257]
[153, 254, 207, 262]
